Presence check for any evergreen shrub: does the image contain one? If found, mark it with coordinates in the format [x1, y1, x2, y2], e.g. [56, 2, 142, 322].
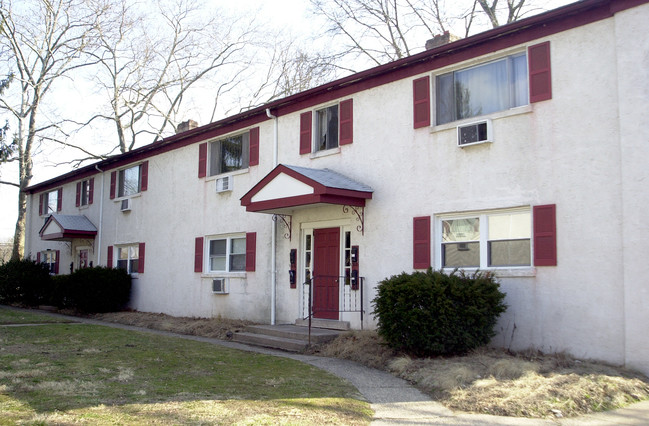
[66, 267, 132, 312]
[0, 258, 52, 306]
[372, 269, 507, 356]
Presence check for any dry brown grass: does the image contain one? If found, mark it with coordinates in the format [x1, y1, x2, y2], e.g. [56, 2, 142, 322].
[307, 329, 649, 419]
[85, 311, 649, 419]
[89, 311, 252, 339]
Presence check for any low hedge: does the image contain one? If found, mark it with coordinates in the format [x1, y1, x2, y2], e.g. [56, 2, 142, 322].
[65, 267, 132, 313]
[0, 259, 131, 313]
[372, 269, 507, 356]
[0, 258, 52, 306]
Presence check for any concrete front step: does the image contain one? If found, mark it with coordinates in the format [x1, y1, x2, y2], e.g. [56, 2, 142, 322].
[231, 324, 343, 352]
[232, 332, 310, 352]
[294, 318, 350, 331]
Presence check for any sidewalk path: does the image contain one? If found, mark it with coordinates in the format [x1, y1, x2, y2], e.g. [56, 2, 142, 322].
[5, 307, 649, 425]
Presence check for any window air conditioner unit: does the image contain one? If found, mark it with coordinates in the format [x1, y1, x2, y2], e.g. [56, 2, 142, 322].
[212, 278, 228, 294]
[215, 176, 232, 193]
[120, 198, 131, 212]
[457, 119, 492, 147]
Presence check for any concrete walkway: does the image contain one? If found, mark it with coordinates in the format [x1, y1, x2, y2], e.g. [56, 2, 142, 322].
[4, 307, 649, 425]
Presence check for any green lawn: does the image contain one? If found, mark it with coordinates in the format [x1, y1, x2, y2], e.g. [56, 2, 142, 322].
[0, 307, 71, 325]
[0, 307, 371, 425]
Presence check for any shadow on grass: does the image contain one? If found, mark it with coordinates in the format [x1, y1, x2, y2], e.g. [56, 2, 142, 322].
[0, 315, 371, 424]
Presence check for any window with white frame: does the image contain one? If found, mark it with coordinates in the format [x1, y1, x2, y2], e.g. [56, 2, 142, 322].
[80, 179, 91, 206]
[209, 133, 249, 176]
[436, 53, 528, 125]
[118, 165, 142, 197]
[42, 250, 57, 274]
[208, 235, 246, 272]
[44, 190, 58, 215]
[116, 245, 139, 273]
[439, 209, 531, 269]
[315, 104, 339, 151]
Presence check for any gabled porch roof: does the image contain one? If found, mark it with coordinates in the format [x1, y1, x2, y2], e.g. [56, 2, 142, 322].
[39, 214, 98, 241]
[240, 164, 373, 214]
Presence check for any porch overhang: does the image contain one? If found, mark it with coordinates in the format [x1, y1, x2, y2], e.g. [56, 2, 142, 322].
[240, 164, 373, 214]
[39, 214, 98, 241]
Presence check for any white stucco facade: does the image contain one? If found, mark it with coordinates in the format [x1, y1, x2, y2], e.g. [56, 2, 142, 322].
[24, 0, 649, 375]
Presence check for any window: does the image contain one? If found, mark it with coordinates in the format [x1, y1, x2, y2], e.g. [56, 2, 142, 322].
[119, 165, 141, 197]
[111, 162, 148, 200]
[76, 178, 94, 207]
[208, 236, 246, 272]
[439, 209, 531, 269]
[46, 191, 58, 214]
[117, 245, 139, 274]
[209, 133, 249, 176]
[436, 53, 528, 125]
[41, 250, 59, 274]
[315, 105, 339, 151]
[40, 189, 61, 216]
[299, 99, 353, 155]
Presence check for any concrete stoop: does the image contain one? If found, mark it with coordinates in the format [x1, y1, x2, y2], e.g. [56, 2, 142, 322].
[231, 323, 345, 352]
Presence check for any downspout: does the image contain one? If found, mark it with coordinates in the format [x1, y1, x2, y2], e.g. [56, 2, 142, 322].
[95, 165, 105, 265]
[266, 108, 278, 325]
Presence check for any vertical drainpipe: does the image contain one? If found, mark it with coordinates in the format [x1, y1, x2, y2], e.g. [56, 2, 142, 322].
[266, 108, 278, 325]
[94, 165, 105, 265]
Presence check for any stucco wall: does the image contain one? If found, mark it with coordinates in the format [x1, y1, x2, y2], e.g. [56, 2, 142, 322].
[23, 2, 649, 375]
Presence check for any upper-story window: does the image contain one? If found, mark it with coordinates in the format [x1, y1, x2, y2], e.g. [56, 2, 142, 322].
[39, 188, 62, 216]
[315, 105, 339, 152]
[299, 99, 353, 155]
[435, 53, 528, 125]
[111, 161, 148, 200]
[119, 165, 142, 197]
[46, 190, 58, 214]
[76, 178, 94, 207]
[210, 133, 249, 176]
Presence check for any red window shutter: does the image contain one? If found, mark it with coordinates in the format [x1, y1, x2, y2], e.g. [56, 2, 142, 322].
[107, 246, 113, 268]
[140, 161, 148, 192]
[413, 216, 431, 269]
[528, 41, 552, 103]
[39, 194, 44, 216]
[110, 171, 116, 199]
[198, 142, 207, 178]
[138, 242, 145, 273]
[56, 188, 62, 211]
[246, 232, 256, 272]
[37, 252, 41, 263]
[88, 178, 94, 204]
[533, 204, 557, 266]
[194, 237, 204, 273]
[299, 111, 312, 155]
[339, 99, 353, 145]
[249, 127, 260, 166]
[76, 182, 81, 207]
[413, 76, 430, 129]
[54, 250, 60, 274]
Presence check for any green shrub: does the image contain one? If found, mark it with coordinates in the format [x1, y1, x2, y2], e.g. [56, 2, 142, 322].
[0, 258, 52, 306]
[66, 267, 132, 313]
[50, 274, 73, 308]
[372, 269, 507, 357]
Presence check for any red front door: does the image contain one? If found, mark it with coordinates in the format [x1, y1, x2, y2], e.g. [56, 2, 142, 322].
[313, 227, 340, 320]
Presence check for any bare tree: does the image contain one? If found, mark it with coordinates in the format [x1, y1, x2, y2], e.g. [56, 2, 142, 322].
[78, 0, 257, 155]
[0, 0, 103, 260]
[309, 0, 556, 69]
[240, 37, 343, 110]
